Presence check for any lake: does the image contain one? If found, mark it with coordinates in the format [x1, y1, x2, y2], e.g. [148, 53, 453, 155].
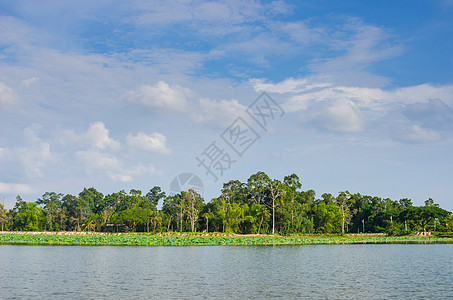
[1, 244, 452, 299]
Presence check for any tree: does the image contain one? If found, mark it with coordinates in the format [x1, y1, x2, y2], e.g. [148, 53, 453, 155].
[183, 189, 203, 232]
[336, 191, 351, 234]
[256, 203, 270, 234]
[283, 174, 302, 230]
[401, 206, 450, 233]
[313, 201, 342, 233]
[425, 198, 439, 207]
[162, 195, 180, 232]
[202, 210, 214, 233]
[145, 186, 166, 207]
[62, 194, 90, 231]
[79, 187, 104, 215]
[36, 192, 64, 231]
[267, 179, 285, 234]
[0, 202, 8, 231]
[247, 171, 270, 205]
[11, 201, 44, 231]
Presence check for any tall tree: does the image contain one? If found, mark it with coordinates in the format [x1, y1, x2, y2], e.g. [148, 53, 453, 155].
[79, 187, 104, 215]
[283, 174, 302, 230]
[36, 192, 64, 231]
[145, 186, 166, 207]
[183, 189, 203, 232]
[0, 202, 8, 231]
[267, 179, 285, 234]
[336, 191, 351, 234]
[247, 171, 270, 205]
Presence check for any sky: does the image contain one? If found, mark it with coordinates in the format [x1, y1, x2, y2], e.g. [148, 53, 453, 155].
[1, 0, 452, 210]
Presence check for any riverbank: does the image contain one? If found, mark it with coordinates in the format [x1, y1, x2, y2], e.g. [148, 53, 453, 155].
[1, 232, 452, 246]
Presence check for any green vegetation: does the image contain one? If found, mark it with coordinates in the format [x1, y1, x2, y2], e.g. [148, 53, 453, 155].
[1, 172, 452, 236]
[1, 233, 452, 246]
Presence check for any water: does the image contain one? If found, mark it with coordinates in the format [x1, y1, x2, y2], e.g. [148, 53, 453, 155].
[1, 244, 452, 299]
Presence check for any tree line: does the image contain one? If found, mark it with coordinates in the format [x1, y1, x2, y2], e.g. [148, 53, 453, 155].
[1, 172, 452, 235]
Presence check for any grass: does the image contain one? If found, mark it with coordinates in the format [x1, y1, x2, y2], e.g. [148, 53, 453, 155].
[1, 232, 453, 246]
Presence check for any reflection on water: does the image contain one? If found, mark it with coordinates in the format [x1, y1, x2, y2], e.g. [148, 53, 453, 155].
[1, 244, 452, 299]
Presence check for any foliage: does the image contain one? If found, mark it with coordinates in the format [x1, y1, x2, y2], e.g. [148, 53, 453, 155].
[1, 233, 452, 246]
[2, 172, 452, 235]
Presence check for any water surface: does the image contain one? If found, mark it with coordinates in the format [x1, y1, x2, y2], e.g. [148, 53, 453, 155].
[1, 244, 452, 299]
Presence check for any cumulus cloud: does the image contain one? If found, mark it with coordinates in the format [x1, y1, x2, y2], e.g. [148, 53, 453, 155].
[59, 122, 121, 151]
[126, 81, 190, 112]
[253, 77, 453, 141]
[0, 82, 19, 110]
[191, 97, 247, 127]
[18, 141, 53, 178]
[0, 182, 33, 194]
[76, 150, 158, 182]
[84, 122, 121, 150]
[76, 150, 121, 171]
[108, 164, 158, 182]
[300, 100, 366, 133]
[15, 124, 55, 178]
[127, 132, 171, 155]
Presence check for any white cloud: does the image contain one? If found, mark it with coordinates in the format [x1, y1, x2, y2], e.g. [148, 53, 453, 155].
[0, 82, 19, 110]
[76, 150, 158, 182]
[191, 97, 247, 127]
[76, 150, 121, 171]
[15, 124, 55, 178]
[253, 76, 453, 140]
[127, 132, 171, 155]
[18, 141, 53, 178]
[108, 173, 133, 182]
[108, 164, 158, 182]
[21, 77, 39, 88]
[277, 21, 325, 45]
[300, 99, 366, 133]
[85, 122, 121, 150]
[0, 182, 33, 194]
[251, 78, 331, 94]
[397, 125, 442, 143]
[0, 16, 47, 48]
[131, 0, 266, 28]
[126, 81, 190, 111]
[59, 122, 121, 151]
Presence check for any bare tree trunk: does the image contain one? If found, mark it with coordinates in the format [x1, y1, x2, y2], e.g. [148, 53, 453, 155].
[167, 216, 172, 231]
[272, 199, 275, 234]
[258, 214, 264, 234]
[341, 212, 345, 235]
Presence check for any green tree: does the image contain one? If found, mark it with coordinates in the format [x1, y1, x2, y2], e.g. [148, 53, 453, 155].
[62, 194, 90, 231]
[36, 192, 64, 231]
[283, 173, 302, 231]
[79, 187, 104, 215]
[11, 200, 44, 231]
[247, 171, 270, 205]
[145, 186, 166, 206]
[313, 201, 342, 234]
[335, 191, 352, 234]
[401, 206, 450, 233]
[183, 189, 203, 232]
[0, 202, 8, 231]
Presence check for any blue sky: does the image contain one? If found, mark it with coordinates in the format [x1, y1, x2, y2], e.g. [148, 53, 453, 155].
[1, 0, 452, 210]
